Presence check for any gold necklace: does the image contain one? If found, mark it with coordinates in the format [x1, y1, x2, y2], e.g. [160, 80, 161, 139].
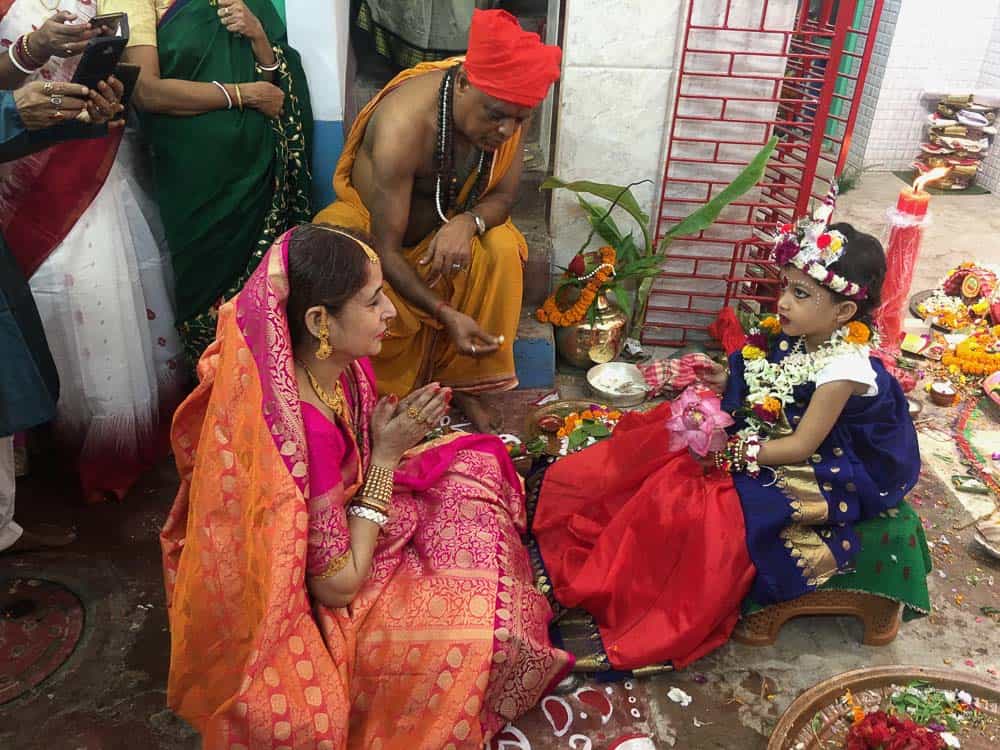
[299, 362, 352, 430]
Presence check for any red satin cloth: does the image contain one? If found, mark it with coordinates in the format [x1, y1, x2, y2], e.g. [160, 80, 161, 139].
[533, 402, 755, 670]
[464, 9, 561, 108]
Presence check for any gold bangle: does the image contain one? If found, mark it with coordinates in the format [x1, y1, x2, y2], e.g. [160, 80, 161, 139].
[234, 83, 244, 112]
[360, 463, 394, 505]
[311, 549, 351, 580]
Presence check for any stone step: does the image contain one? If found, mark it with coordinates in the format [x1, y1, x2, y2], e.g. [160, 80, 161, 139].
[513, 309, 555, 390]
[512, 170, 553, 310]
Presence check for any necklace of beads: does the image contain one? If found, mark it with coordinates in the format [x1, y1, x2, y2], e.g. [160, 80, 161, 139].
[434, 65, 489, 224]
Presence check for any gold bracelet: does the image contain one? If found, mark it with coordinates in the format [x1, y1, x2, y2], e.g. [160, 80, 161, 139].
[234, 83, 244, 112]
[311, 549, 351, 580]
[360, 463, 394, 505]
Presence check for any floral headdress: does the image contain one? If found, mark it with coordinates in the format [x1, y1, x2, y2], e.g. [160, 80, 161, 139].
[772, 182, 868, 301]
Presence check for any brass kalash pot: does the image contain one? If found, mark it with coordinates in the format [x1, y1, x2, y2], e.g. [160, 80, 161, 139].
[552, 256, 629, 368]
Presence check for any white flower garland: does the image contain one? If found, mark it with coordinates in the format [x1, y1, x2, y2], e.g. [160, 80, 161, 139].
[739, 325, 876, 440]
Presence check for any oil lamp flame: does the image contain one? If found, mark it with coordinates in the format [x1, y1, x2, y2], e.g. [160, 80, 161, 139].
[912, 167, 950, 193]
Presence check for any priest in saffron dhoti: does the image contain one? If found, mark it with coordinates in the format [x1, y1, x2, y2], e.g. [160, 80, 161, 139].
[314, 9, 561, 431]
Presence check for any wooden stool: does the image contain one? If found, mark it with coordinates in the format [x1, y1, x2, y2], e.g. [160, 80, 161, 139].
[732, 590, 903, 647]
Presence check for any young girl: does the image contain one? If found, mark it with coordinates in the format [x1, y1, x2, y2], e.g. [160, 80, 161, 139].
[532, 213, 925, 671]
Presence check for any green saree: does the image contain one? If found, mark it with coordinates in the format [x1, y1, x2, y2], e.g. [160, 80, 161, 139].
[150, 0, 312, 363]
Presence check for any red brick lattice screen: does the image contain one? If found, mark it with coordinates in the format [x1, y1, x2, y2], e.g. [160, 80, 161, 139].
[643, 0, 884, 347]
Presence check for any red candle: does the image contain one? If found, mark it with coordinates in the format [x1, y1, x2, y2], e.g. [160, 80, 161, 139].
[896, 187, 930, 217]
[876, 168, 949, 356]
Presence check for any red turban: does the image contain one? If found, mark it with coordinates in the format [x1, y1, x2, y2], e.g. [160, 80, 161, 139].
[464, 9, 562, 108]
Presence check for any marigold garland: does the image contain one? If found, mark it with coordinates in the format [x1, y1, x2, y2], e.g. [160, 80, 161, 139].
[536, 246, 617, 327]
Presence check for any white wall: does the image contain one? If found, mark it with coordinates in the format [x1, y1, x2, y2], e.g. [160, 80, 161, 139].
[548, 0, 797, 274]
[286, 0, 349, 122]
[860, 0, 1000, 172]
[548, 0, 685, 267]
[976, 12, 1000, 192]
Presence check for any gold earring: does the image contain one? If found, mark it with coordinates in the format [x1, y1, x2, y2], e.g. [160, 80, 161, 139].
[316, 320, 333, 360]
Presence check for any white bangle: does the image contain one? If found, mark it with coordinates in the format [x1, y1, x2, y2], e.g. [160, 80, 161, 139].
[212, 80, 232, 110]
[347, 504, 388, 527]
[8, 44, 34, 75]
[255, 55, 280, 73]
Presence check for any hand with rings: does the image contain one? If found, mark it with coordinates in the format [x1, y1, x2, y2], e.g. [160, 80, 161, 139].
[438, 307, 502, 359]
[419, 214, 475, 279]
[26, 10, 104, 61]
[217, 0, 267, 42]
[369, 382, 452, 466]
[13, 80, 92, 130]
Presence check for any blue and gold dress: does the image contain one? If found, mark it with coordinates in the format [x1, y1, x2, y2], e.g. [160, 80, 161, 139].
[724, 333, 921, 605]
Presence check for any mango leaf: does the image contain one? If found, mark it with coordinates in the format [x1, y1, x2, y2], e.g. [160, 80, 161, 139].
[578, 196, 625, 247]
[658, 136, 778, 247]
[542, 177, 650, 253]
[618, 233, 642, 267]
[610, 282, 633, 321]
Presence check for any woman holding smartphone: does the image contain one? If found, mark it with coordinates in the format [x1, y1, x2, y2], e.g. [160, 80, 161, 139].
[98, 0, 313, 367]
[0, 6, 183, 502]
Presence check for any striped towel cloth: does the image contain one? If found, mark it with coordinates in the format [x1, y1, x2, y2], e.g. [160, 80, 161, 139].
[638, 353, 719, 395]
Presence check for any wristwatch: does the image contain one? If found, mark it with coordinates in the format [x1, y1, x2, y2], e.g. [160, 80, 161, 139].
[466, 211, 486, 236]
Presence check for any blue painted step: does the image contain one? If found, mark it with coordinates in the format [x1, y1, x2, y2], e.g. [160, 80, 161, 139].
[514, 310, 555, 390]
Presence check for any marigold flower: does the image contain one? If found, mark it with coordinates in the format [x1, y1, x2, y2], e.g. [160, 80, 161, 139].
[844, 320, 871, 344]
[759, 316, 781, 334]
[742, 345, 766, 360]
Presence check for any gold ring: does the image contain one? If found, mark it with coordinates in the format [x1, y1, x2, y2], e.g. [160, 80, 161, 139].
[43, 82, 54, 94]
[407, 406, 420, 420]
[52, 110, 64, 120]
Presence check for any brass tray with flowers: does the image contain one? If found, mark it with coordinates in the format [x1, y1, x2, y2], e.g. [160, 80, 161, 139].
[768, 666, 1000, 750]
[524, 400, 626, 458]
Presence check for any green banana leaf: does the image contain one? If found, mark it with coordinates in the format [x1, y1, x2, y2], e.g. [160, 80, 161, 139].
[541, 178, 651, 253]
[630, 136, 780, 338]
[658, 135, 778, 248]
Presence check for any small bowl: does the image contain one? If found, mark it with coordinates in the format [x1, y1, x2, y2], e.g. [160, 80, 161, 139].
[929, 383, 958, 407]
[586, 362, 648, 407]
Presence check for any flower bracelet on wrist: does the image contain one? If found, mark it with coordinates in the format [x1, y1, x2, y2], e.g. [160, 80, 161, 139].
[743, 433, 762, 478]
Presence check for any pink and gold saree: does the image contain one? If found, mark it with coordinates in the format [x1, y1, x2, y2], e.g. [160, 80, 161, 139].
[162, 230, 570, 749]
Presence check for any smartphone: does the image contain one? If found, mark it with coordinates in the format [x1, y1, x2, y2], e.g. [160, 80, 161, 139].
[114, 62, 140, 112]
[71, 13, 130, 90]
[90, 12, 126, 35]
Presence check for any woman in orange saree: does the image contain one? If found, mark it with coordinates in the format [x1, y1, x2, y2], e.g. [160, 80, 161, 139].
[162, 224, 571, 749]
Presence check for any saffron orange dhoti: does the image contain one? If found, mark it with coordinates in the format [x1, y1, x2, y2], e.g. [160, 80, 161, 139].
[314, 60, 526, 397]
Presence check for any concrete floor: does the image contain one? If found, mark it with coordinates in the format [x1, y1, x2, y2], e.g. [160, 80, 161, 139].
[837, 172, 1000, 294]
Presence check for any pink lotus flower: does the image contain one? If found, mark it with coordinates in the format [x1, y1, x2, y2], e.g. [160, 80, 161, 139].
[665, 386, 735, 456]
